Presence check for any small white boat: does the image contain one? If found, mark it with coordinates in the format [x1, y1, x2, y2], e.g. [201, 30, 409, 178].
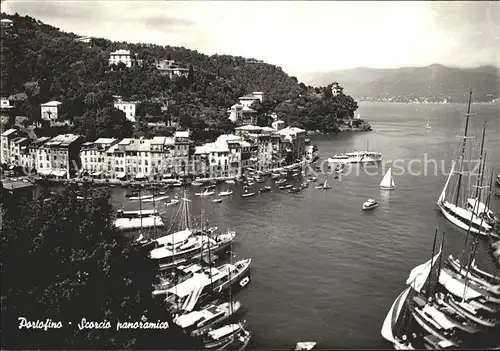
[362, 198, 379, 210]
[425, 120, 431, 129]
[191, 181, 203, 186]
[295, 341, 317, 350]
[380, 167, 395, 190]
[211, 198, 222, 203]
[307, 177, 318, 182]
[225, 179, 236, 184]
[219, 190, 233, 196]
[259, 186, 272, 193]
[166, 199, 180, 206]
[195, 190, 215, 196]
[242, 190, 255, 197]
[128, 194, 154, 201]
[246, 181, 255, 186]
[142, 195, 170, 203]
[292, 172, 300, 177]
[335, 164, 345, 174]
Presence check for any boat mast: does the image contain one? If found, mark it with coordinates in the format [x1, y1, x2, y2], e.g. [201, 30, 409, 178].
[426, 227, 438, 298]
[139, 186, 144, 237]
[228, 242, 233, 316]
[454, 89, 473, 206]
[460, 125, 486, 272]
[152, 185, 157, 239]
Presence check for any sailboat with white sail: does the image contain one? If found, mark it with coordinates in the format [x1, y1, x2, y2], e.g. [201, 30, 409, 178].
[380, 167, 395, 190]
[437, 92, 493, 236]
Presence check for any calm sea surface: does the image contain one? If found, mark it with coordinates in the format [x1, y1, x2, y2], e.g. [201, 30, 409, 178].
[109, 103, 500, 349]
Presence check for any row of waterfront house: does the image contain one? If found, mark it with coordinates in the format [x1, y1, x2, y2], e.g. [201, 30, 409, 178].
[1, 123, 312, 181]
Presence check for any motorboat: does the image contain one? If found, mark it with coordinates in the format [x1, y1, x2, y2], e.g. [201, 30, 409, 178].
[195, 190, 215, 196]
[142, 195, 170, 203]
[328, 151, 382, 164]
[335, 164, 345, 174]
[242, 190, 256, 197]
[191, 181, 204, 186]
[174, 301, 242, 336]
[362, 199, 379, 210]
[211, 198, 222, 203]
[203, 323, 250, 349]
[225, 179, 236, 184]
[307, 176, 318, 182]
[295, 342, 317, 350]
[259, 186, 272, 193]
[301, 182, 309, 189]
[218, 190, 233, 196]
[276, 179, 287, 185]
[279, 184, 293, 190]
[288, 187, 301, 193]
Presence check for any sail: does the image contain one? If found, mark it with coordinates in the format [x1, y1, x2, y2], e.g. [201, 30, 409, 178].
[406, 245, 442, 293]
[181, 280, 205, 312]
[381, 286, 411, 343]
[380, 168, 394, 189]
[438, 161, 455, 203]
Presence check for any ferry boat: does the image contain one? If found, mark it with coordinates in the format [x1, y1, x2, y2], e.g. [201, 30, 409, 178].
[328, 151, 382, 164]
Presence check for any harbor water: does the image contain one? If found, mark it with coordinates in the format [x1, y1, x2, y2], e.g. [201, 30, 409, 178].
[108, 102, 500, 348]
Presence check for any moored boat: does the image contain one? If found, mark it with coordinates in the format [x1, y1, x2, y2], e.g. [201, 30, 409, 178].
[219, 189, 233, 196]
[259, 186, 272, 193]
[211, 198, 222, 203]
[195, 190, 215, 196]
[288, 187, 301, 193]
[279, 184, 293, 190]
[242, 189, 256, 197]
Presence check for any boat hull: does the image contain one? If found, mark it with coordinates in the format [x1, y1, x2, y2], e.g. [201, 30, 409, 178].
[362, 203, 379, 210]
[437, 201, 494, 237]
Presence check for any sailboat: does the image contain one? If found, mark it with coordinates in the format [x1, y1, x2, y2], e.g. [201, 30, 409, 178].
[381, 231, 444, 349]
[425, 120, 431, 129]
[437, 108, 493, 236]
[380, 168, 395, 190]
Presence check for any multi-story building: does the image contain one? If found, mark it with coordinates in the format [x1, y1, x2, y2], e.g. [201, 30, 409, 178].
[113, 98, 137, 122]
[106, 138, 152, 180]
[81, 138, 119, 177]
[238, 92, 264, 108]
[331, 81, 344, 97]
[277, 126, 306, 162]
[193, 134, 243, 179]
[1, 129, 17, 165]
[40, 101, 62, 122]
[149, 136, 175, 179]
[0, 18, 14, 28]
[37, 134, 82, 179]
[108, 49, 134, 68]
[1, 98, 13, 110]
[155, 59, 189, 79]
[29, 137, 51, 174]
[10, 137, 30, 169]
[172, 131, 191, 176]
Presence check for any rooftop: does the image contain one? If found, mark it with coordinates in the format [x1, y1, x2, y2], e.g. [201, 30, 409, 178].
[235, 125, 262, 131]
[110, 49, 130, 55]
[1, 19, 13, 23]
[30, 136, 51, 147]
[1, 128, 17, 137]
[239, 95, 260, 100]
[175, 130, 191, 139]
[41, 100, 62, 106]
[45, 134, 80, 147]
[12, 137, 29, 145]
[94, 138, 117, 145]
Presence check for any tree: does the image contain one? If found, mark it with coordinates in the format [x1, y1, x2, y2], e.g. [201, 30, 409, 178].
[0, 186, 202, 350]
[74, 107, 133, 141]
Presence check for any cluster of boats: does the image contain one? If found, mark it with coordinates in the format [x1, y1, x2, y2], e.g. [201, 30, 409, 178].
[132, 195, 254, 349]
[382, 91, 500, 350]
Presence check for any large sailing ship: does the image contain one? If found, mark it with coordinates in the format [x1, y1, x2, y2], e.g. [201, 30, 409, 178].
[437, 90, 496, 237]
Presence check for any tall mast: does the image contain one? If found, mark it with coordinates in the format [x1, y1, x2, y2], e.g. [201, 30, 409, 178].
[152, 185, 157, 239]
[426, 227, 438, 298]
[460, 125, 486, 271]
[454, 89, 473, 206]
[139, 187, 143, 237]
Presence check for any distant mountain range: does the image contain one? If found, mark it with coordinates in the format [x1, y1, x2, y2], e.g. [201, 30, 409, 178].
[301, 64, 500, 103]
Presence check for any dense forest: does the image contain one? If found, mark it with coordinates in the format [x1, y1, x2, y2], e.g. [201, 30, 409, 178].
[1, 185, 202, 349]
[0, 13, 360, 141]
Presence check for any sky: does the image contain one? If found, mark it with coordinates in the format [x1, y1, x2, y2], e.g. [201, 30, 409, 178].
[3, 1, 500, 78]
